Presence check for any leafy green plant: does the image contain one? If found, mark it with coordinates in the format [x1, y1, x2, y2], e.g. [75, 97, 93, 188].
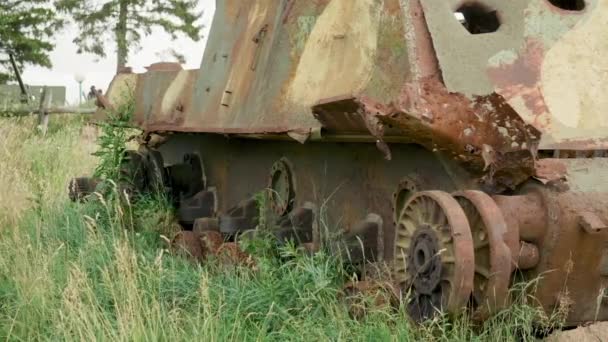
[92, 91, 136, 182]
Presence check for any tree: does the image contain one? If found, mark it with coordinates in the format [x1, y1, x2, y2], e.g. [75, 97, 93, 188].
[0, 1, 63, 84]
[56, 0, 202, 73]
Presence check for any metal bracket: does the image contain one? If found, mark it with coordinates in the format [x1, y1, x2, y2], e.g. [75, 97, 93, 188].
[579, 211, 608, 234]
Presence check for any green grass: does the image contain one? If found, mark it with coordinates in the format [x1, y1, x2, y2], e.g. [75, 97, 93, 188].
[0, 116, 562, 341]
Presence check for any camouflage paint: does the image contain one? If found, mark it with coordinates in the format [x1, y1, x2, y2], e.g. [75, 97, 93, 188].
[102, 0, 608, 186]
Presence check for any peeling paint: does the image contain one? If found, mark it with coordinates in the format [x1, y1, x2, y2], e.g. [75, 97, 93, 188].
[101, 0, 608, 190]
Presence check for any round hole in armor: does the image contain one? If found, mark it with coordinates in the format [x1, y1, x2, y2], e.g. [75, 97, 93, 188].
[454, 3, 501, 35]
[547, 0, 585, 11]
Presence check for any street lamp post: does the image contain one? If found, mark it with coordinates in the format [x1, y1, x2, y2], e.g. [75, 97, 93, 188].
[74, 73, 85, 106]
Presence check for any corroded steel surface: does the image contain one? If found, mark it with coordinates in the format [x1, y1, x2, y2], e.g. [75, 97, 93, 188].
[422, 0, 608, 150]
[94, 72, 136, 120]
[489, 170, 608, 324]
[453, 191, 511, 320]
[341, 280, 398, 320]
[171, 231, 204, 261]
[159, 134, 461, 261]
[393, 191, 474, 321]
[102, 0, 608, 189]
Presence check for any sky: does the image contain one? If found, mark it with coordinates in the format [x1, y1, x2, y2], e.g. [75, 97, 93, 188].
[21, 0, 215, 105]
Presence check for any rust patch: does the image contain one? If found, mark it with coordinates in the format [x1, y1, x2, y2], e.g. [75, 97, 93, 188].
[383, 0, 401, 14]
[487, 39, 550, 123]
[215, 242, 256, 268]
[94, 89, 113, 111]
[312, 77, 541, 189]
[407, 0, 441, 78]
[541, 138, 608, 151]
[341, 280, 398, 319]
[389, 77, 540, 190]
[145, 62, 183, 72]
[312, 96, 368, 132]
[534, 159, 568, 184]
[171, 230, 255, 268]
[488, 40, 543, 89]
[171, 231, 204, 261]
[313, 96, 395, 160]
[281, 0, 295, 24]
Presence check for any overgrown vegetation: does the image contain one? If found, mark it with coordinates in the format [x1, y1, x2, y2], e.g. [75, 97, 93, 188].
[92, 90, 136, 182]
[0, 115, 565, 341]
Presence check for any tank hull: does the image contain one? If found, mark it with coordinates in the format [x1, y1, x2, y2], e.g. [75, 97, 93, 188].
[83, 0, 608, 325]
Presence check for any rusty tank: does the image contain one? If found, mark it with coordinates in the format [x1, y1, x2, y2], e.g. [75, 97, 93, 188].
[74, 0, 608, 325]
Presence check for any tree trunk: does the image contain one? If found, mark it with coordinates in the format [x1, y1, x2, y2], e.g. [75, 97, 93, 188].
[115, 0, 129, 73]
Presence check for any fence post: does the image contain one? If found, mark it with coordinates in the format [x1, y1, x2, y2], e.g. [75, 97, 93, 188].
[38, 86, 51, 135]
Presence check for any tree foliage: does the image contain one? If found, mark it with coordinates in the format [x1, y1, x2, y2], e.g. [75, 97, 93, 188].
[56, 0, 202, 72]
[0, 1, 63, 84]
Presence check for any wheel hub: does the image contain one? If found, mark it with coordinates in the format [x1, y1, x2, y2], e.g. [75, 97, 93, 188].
[408, 227, 442, 294]
[393, 191, 474, 322]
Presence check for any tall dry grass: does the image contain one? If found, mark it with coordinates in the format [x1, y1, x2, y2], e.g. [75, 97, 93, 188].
[0, 116, 98, 226]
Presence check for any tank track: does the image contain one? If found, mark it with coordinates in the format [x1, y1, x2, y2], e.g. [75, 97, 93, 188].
[70, 133, 608, 324]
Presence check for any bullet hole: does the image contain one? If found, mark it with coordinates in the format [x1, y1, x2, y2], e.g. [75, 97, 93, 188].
[454, 3, 501, 34]
[465, 144, 480, 154]
[547, 0, 586, 11]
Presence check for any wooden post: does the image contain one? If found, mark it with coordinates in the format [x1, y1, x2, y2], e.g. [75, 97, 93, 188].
[38, 86, 51, 135]
[9, 53, 29, 104]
